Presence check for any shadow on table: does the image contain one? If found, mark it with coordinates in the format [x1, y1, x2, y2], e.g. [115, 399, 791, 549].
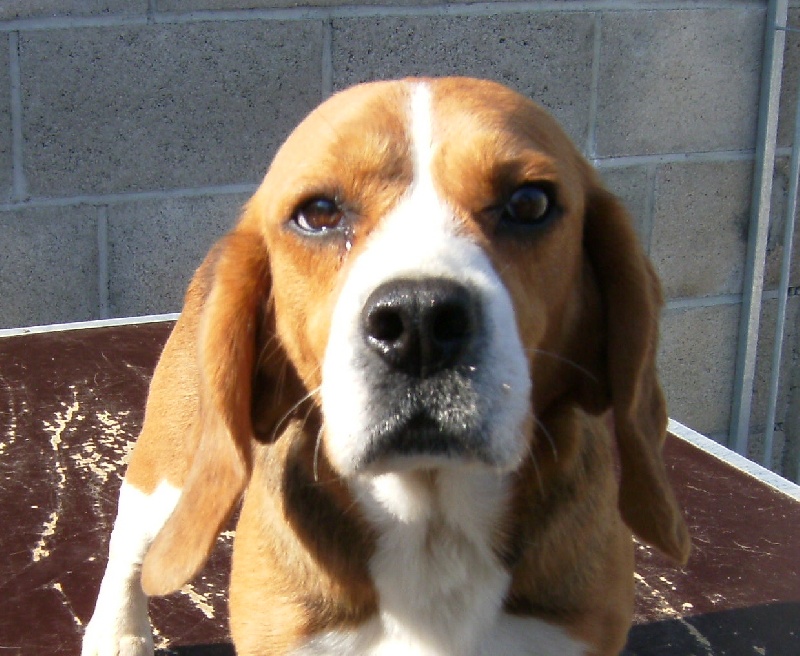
[158, 645, 235, 656]
[624, 601, 800, 655]
[152, 603, 800, 655]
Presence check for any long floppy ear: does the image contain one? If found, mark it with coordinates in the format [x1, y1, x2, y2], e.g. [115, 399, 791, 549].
[584, 186, 691, 565]
[141, 228, 272, 596]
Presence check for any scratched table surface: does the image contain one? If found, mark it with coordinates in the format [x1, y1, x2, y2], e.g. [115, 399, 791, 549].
[0, 321, 798, 656]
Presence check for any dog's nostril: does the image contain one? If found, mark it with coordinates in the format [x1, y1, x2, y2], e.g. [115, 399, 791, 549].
[367, 307, 406, 343]
[430, 302, 472, 345]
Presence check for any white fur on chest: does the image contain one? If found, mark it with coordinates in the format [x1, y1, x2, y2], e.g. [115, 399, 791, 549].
[359, 468, 511, 655]
[293, 469, 587, 656]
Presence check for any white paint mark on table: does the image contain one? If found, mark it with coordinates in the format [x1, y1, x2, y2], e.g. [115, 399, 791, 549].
[180, 582, 216, 619]
[69, 409, 135, 483]
[634, 573, 713, 654]
[34, 393, 80, 562]
[51, 581, 83, 628]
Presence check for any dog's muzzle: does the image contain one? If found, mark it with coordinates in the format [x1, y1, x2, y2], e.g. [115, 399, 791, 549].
[355, 277, 492, 469]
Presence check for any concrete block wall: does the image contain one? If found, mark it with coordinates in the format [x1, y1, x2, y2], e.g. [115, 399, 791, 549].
[0, 0, 797, 475]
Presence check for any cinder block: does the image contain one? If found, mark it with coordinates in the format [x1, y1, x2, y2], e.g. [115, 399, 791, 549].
[596, 8, 764, 156]
[0, 206, 99, 328]
[650, 160, 753, 300]
[331, 13, 596, 147]
[597, 165, 650, 246]
[658, 303, 740, 437]
[0, 35, 11, 202]
[107, 193, 249, 317]
[0, 0, 146, 19]
[20, 21, 323, 198]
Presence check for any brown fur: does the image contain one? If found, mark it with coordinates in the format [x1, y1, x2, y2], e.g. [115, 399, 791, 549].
[121, 77, 689, 654]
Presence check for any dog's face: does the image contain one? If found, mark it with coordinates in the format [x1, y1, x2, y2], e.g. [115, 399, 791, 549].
[141, 78, 689, 599]
[254, 79, 595, 478]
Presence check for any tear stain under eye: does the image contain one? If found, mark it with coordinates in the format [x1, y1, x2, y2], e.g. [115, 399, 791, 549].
[332, 231, 354, 265]
[339, 237, 353, 264]
[344, 225, 356, 253]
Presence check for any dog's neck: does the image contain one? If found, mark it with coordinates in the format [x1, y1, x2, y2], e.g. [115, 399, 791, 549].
[350, 467, 512, 654]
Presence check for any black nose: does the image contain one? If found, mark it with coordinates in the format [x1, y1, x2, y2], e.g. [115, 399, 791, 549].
[361, 278, 479, 378]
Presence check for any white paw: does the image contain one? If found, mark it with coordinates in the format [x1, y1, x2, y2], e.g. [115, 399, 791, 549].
[81, 618, 154, 656]
[81, 573, 154, 656]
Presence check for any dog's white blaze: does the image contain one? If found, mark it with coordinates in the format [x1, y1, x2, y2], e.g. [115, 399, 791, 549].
[410, 82, 436, 193]
[81, 480, 181, 656]
[316, 82, 564, 655]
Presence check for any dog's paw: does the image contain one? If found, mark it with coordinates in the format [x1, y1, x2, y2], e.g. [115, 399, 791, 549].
[81, 613, 154, 656]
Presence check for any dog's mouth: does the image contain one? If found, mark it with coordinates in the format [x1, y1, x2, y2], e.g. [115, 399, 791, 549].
[358, 384, 492, 473]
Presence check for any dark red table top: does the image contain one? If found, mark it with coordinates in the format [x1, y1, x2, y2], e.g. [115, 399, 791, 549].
[0, 322, 798, 655]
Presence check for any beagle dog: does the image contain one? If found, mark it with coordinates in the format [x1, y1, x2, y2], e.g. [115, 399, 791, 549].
[82, 77, 690, 656]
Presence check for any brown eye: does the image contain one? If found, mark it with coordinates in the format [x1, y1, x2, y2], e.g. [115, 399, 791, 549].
[500, 184, 556, 227]
[293, 197, 344, 233]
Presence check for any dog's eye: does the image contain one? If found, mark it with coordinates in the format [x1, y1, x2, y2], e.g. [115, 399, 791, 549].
[293, 197, 344, 233]
[500, 184, 557, 227]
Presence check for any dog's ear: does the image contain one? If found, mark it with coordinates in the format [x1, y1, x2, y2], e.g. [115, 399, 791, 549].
[141, 227, 274, 596]
[584, 186, 690, 565]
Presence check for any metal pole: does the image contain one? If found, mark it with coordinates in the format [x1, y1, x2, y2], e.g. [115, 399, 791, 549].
[762, 52, 800, 468]
[730, 0, 789, 455]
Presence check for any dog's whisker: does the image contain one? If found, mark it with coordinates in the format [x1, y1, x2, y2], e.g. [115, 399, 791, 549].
[257, 332, 283, 368]
[526, 348, 599, 385]
[313, 424, 325, 483]
[533, 415, 558, 463]
[274, 359, 288, 403]
[527, 443, 545, 497]
[270, 385, 322, 443]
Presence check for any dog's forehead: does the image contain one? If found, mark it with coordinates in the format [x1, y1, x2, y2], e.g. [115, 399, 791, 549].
[429, 78, 576, 149]
[268, 80, 413, 183]
[264, 78, 582, 201]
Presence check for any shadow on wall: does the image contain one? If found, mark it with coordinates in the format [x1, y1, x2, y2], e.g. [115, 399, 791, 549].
[625, 601, 800, 655]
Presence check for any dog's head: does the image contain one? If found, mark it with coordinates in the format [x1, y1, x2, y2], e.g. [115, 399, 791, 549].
[142, 78, 689, 595]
